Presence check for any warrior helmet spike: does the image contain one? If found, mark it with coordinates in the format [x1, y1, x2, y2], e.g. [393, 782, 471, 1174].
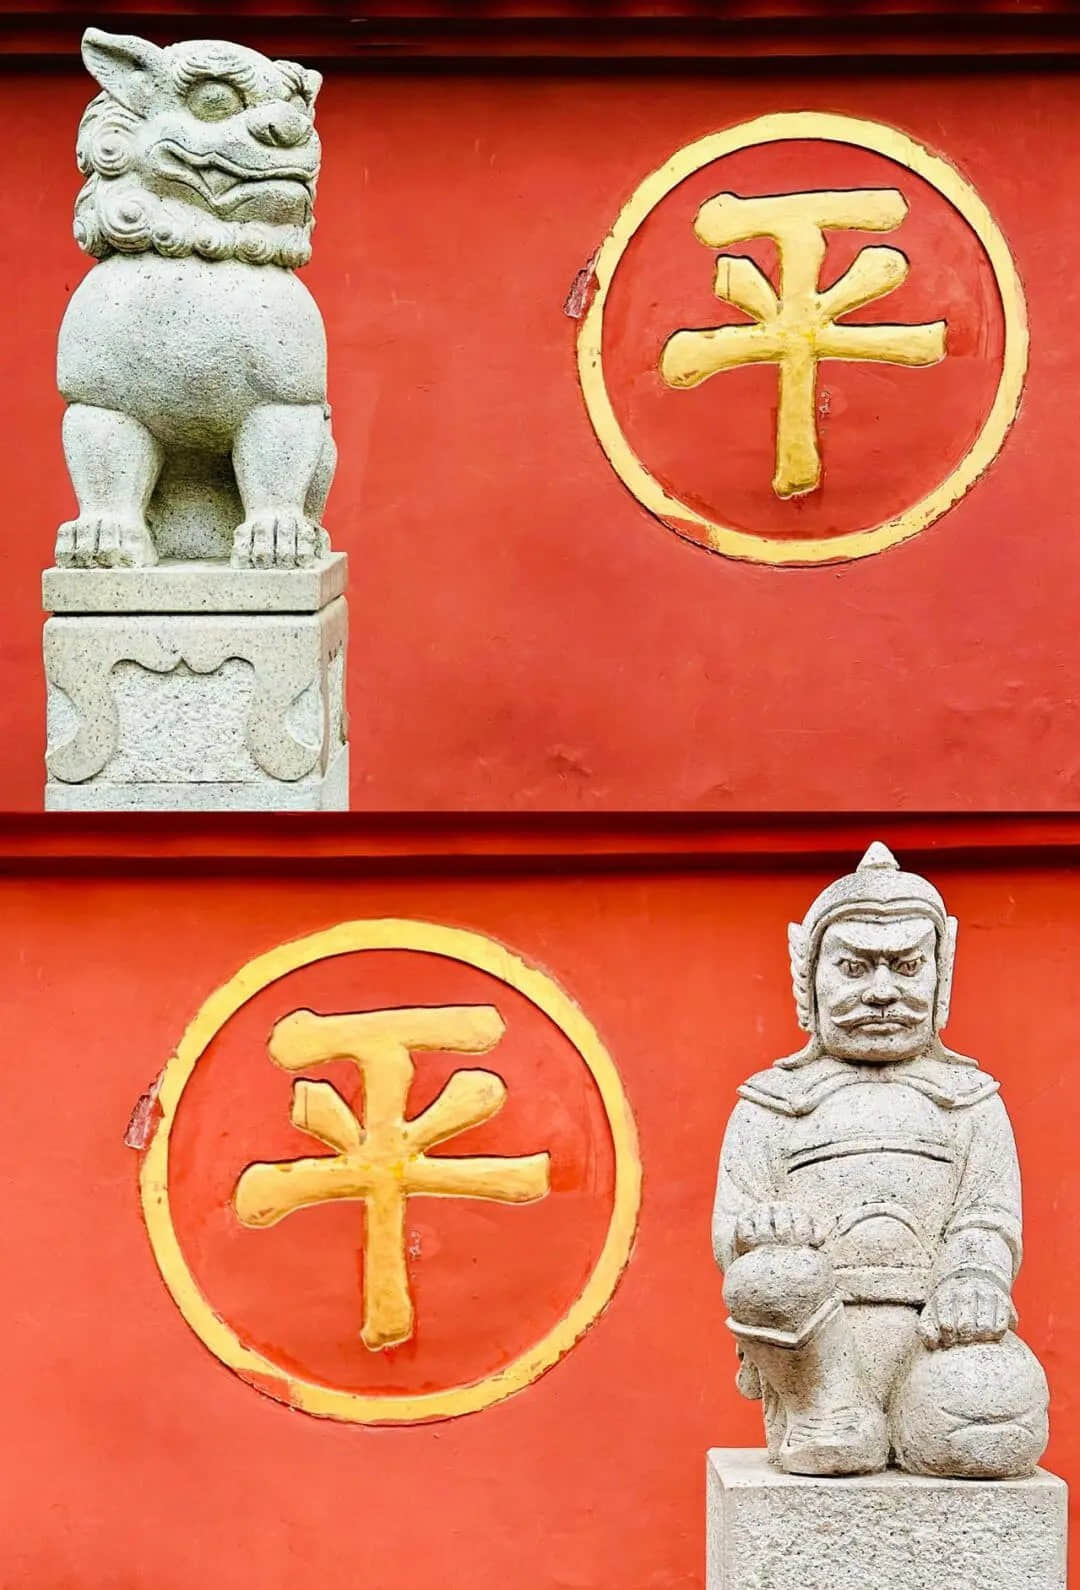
[857, 840, 899, 872]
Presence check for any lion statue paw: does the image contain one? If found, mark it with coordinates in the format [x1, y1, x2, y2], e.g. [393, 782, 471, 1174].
[56, 513, 158, 570]
[232, 514, 329, 570]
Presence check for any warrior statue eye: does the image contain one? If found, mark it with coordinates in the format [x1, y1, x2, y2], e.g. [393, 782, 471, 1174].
[894, 956, 923, 977]
[839, 958, 868, 978]
[187, 79, 245, 121]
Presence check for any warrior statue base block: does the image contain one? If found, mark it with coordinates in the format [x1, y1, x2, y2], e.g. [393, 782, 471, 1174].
[706, 1450, 1067, 1590]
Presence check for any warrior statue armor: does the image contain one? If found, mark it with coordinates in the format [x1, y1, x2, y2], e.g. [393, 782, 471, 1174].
[713, 842, 1049, 1478]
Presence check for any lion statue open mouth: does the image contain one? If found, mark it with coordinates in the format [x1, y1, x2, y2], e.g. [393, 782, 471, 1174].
[56, 28, 337, 569]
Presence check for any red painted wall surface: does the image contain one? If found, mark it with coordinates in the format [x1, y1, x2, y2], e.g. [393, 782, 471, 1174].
[2, 842, 1077, 1587]
[6, 63, 1080, 811]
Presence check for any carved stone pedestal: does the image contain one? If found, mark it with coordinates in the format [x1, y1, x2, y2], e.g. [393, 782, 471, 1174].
[707, 1450, 1067, 1590]
[43, 556, 348, 811]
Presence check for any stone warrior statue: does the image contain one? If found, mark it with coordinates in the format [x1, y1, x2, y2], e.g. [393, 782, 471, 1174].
[56, 29, 335, 570]
[713, 843, 1049, 1479]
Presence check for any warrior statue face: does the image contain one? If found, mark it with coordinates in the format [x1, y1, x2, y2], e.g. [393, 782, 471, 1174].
[788, 842, 957, 1059]
[813, 915, 938, 1063]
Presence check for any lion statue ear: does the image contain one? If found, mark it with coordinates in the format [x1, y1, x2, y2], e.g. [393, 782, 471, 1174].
[81, 28, 163, 116]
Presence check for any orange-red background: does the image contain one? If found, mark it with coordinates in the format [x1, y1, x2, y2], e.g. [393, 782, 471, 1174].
[3, 830, 1078, 1588]
[6, 63, 1080, 810]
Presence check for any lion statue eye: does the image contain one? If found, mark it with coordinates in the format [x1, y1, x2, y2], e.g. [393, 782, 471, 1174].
[187, 79, 245, 121]
[288, 92, 310, 113]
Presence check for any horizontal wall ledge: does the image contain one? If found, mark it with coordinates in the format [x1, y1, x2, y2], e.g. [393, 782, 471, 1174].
[5, 812, 1080, 871]
[2, 5, 1080, 63]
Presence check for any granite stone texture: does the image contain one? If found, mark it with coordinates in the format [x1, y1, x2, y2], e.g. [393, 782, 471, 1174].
[706, 1449, 1068, 1590]
[44, 599, 347, 810]
[713, 844, 1049, 1478]
[46, 745, 348, 812]
[43, 554, 347, 614]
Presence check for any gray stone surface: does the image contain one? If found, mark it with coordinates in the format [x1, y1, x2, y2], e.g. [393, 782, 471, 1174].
[55, 28, 335, 570]
[44, 598, 346, 804]
[706, 1449, 1067, 1590]
[43, 553, 347, 614]
[713, 844, 1049, 1478]
[46, 744, 348, 811]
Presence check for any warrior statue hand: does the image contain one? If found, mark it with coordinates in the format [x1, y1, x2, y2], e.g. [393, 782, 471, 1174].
[918, 1274, 1016, 1349]
[733, 1202, 827, 1255]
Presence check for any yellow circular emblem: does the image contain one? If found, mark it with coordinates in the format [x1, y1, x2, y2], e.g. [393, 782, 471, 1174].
[139, 919, 641, 1423]
[577, 112, 1027, 565]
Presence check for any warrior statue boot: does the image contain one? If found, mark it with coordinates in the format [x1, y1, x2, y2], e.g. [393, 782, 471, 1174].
[723, 1244, 888, 1475]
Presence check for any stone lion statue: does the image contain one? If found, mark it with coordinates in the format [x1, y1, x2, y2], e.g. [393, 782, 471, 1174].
[56, 28, 336, 569]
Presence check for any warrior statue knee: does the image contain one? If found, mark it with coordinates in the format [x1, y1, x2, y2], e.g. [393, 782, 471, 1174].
[713, 842, 1049, 1478]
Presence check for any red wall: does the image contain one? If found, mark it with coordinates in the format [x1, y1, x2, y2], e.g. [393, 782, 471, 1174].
[2, 835, 1077, 1588]
[7, 63, 1080, 811]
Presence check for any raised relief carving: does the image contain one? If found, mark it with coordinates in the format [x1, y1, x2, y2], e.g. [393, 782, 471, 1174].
[56, 29, 335, 570]
[137, 921, 642, 1423]
[577, 114, 1027, 564]
[713, 843, 1049, 1478]
[234, 1007, 551, 1350]
[44, 599, 346, 790]
[659, 191, 946, 498]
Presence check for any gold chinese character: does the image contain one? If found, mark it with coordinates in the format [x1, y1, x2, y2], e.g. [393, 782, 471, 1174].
[659, 190, 947, 497]
[233, 1006, 551, 1350]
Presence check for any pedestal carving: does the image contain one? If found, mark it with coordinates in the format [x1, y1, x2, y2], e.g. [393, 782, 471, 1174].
[45, 589, 346, 810]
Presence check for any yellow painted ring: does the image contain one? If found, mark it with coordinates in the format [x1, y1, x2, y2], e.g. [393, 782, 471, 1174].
[140, 919, 642, 1423]
[577, 111, 1028, 566]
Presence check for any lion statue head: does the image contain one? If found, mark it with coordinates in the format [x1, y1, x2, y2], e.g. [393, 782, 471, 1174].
[73, 28, 323, 268]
